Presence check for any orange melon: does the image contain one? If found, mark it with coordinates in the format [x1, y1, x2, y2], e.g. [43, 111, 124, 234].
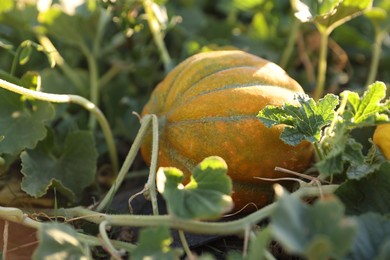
[141, 50, 313, 211]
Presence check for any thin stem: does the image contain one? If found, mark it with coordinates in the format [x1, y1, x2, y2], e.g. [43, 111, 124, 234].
[314, 142, 324, 161]
[313, 30, 329, 100]
[178, 230, 194, 259]
[279, 18, 300, 69]
[64, 185, 339, 236]
[0, 79, 118, 173]
[10, 43, 23, 76]
[99, 63, 133, 90]
[3, 220, 9, 258]
[37, 35, 85, 92]
[366, 30, 385, 86]
[93, 8, 111, 57]
[142, 0, 173, 73]
[325, 91, 349, 140]
[96, 115, 154, 212]
[99, 221, 123, 260]
[77, 233, 136, 252]
[79, 43, 100, 130]
[146, 115, 159, 215]
[0, 207, 136, 252]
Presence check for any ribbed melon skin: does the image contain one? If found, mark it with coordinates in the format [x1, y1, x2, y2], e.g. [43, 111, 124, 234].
[141, 50, 313, 211]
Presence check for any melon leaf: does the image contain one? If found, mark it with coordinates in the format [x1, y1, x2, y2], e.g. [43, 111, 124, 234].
[291, 0, 373, 32]
[132, 226, 181, 260]
[33, 223, 88, 260]
[270, 190, 357, 259]
[335, 161, 390, 215]
[345, 213, 390, 260]
[0, 88, 55, 155]
[20, 130, 98, 201]
[342, 81, 390, 125]
[257, 93, 339, 146]
[157, 156, 233, 220]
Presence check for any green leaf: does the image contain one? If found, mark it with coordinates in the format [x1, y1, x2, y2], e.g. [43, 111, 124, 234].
[0, 37, 14, 50]
[0, 89, 55, 155]
[21, 71, 41, 90]
[157, 156, 233, 220]
[342, 81, 390, 125]
[32, 222, 88, 260]
[346, 145, 385, 180]
[271, 191, 357, 259]
[20, 130, 98, 201]
[38, 2, 100, 47]
[292, 0, 373, 32]
[257, 93, 339, 146]
[335, 161, 390, 215]
[247, 228, 272, 260]
[345, 213, 390, 260]
[365, 0, 390, 32]
[132, 226, 181, 260]
[0, 0, 13, 14]
[19, 41, 32, 65]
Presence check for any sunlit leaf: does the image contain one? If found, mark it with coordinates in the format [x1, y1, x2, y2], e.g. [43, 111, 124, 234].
[21, 71, 41, 90]
[33, 222, 88, 260]
[157, 156, 233, 220]
[271, 191, 357, 259]
[0, 0, 13, 14]
[21, 130, 98, 200]
[132, 226, 181, 260]
[258, 93, 339, 146]
[0, 89, 55, 155]
[38, 1, 100, 47]
[365, 0, 390, 32]
[342, 81, 390, 125]
[291, 0, 373, 32]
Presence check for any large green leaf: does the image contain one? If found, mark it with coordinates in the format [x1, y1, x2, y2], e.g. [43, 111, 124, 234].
[270, 191, 357, 259]
[345, 213, 390, 260]
[335, 161, 390, 215]
[342, 81, 390, 126]
[291, 0, 373, 32]
[0, 0, 13, 14]
[365, 0, 390, 33]
[20, 130, 98, 201]
[258, 93, 339, 146]
[0, 89, 55, 155]
[132, 226, 181, 260]
[157, 156, 233, 220]
[33, 222, 88, 260]
[38, 0, 100, 47]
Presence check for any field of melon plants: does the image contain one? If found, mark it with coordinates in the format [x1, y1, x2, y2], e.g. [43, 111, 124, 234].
[0, 0, 389, 259]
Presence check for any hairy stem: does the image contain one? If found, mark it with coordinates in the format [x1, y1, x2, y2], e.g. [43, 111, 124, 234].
[142, 0, 173, 73]
[366, 30, 385, 86]
[96, 115, 154, 212]
[0, 79, 118, 173]
[313, 30, 329, 100]
[280, 18, 300, 69]
[0, 206, 135, 252]
[66, 185, 338, 235]
[37, 35, 86, 92]
[178, 230, 194, 259]
[79, 43, 100, 130]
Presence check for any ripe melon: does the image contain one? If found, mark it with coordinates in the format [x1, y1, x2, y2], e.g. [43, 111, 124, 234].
[141, 50, 313, 211]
